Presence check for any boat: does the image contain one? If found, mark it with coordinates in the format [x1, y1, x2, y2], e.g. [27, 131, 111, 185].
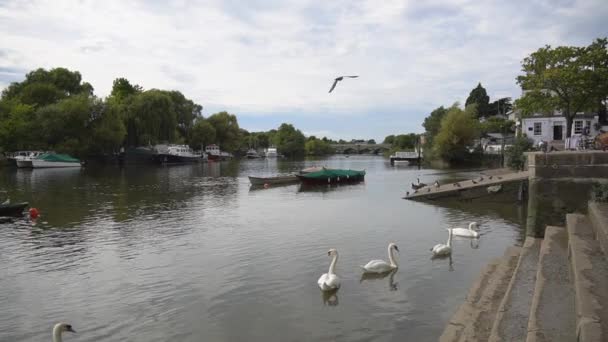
[299, 166, 326, 174]
[246, 149, 261, 159]
[0, 202, 28, 216]
[153, 144, 204, 164]
[249, 175, 299, 186]
[31, 153, 82, 168]
[15, 151, 46, 168]
[7, 151, 44, 167]
[296, 168, 366, 184]
[205, 144, 232, 161]
[265, 147, 278, 158]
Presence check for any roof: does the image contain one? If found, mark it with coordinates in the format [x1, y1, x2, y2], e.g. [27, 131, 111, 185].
[484, 133, 515, 139]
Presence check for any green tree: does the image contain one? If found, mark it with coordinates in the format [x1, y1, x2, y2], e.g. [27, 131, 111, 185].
[480, 117, 514, 135]
[515, 39, 608, 137]
[207, 111, 241, 152]
[189, 119, 216, 150]
[274, 123, 305, 157]
[506, 136, 534, 171]
[110, 77, 142, 101]
[487, 97, 513, 117]
[433, 104, 479, 162]
[305, 138, 334, 156]
[383, 135, 395, 145]
[465, 83, 490, 118]
[126, 90, 177, 146]
[422, 106, 448, 145]
[88, 101, 126, 154]
[367, 139, 376, 144]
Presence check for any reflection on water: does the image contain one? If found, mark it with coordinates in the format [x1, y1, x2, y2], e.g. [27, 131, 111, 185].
[322, 289, 340, 306]
[360, 270, 399, 291]
[0, 156, 540, 341]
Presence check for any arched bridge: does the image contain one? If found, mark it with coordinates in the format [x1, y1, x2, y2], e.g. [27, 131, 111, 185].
[332, 143, 391, 155]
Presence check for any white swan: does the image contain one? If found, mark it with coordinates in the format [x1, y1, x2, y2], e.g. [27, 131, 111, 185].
[449, 222, 479, 238]
[431, 229, 452, 257]
[52, 323, 76, 342]
[361, 242, 399, 273]
[318, 248, 341, 291]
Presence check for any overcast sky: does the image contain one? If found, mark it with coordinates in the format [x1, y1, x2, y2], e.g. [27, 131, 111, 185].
[1, 0, 606, 141]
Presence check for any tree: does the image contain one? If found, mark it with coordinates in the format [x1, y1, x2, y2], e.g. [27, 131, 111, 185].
[89, 101, 127, 154]
[189, 119, 216, 150]
[383, 135, 395, 145]
[480, 117, 514, 135]
[487, 97, 513, 117]
[422, 106, 448, 145]
[583, 38, 608, 124]
[367, 139, 376, 144]
[393, 134, 418, 150]
[465, 83, 490, 118]
[126, 90, 177, 146]
[110, 77, 142, 101]
[433, 105, 479, 162]
[207, 111, 241, 152]
[274, 123, 305, 157]
[305, 137, 334, 156]
[515, 39, 608, 137]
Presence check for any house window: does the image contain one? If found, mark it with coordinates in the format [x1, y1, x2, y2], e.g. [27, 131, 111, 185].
[533, 122, 542, 135]
[586, 120, 592, 128]
[574, 120, 583, 134]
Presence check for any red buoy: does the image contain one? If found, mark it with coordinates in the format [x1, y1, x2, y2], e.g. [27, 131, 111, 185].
[29, 207, 39, 219]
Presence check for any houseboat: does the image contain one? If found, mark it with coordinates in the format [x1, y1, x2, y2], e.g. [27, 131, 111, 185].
[153, 144, 204, 164]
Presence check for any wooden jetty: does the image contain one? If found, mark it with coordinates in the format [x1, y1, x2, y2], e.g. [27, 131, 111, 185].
[390, 151, 422, 165]
[404, 171, 529, 201]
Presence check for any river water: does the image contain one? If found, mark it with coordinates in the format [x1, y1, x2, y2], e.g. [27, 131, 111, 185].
[0, 156, 528, 341]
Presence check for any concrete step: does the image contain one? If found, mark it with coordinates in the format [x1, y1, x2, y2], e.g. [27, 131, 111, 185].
[526, 226, 576, 342]
[439, 246, 521, 342]
[566, 213, 608, 342]
[489, 237, 542, 342]
[588, 201, 608, 255]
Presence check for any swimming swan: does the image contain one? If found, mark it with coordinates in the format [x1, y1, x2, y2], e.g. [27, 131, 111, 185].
[431, 229, 452, 256]
[361, 243, 399, 273]
[449, 222, 479, 238]
[52, 323, 76, 342]
[318, 249, 341, 291]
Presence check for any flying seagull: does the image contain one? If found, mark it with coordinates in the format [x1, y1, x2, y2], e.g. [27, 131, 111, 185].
[328, 76, 359, 93]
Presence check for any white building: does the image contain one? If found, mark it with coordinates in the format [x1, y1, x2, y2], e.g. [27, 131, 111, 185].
[520, 112, 599, 145]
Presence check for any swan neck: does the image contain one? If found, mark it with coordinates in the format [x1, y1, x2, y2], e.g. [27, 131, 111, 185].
[52, 326, 62, 342]
[388, 246, 398, 267]
[328, 254, 338, 275]
[447, 230, 452, 247]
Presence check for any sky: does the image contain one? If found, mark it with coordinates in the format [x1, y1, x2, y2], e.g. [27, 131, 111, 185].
[0, 0, 607, 141]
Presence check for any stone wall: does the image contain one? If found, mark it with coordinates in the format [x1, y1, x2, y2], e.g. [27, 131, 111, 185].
[527, 151, 608, 179]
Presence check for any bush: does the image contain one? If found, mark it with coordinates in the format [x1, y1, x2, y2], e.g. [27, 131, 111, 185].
[505, 136, 533, 170]
[592, 183, 608, 203]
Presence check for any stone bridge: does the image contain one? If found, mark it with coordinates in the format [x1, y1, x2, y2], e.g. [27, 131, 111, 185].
[332, 143, 391, 155]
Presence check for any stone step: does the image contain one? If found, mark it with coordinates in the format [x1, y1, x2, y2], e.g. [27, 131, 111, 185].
[566, 213, 608, 342]
[525, 226, 576, 342]
[588, 201, 608, 255]
[489, 237, 542, 342]
[439, 246, 521, 342]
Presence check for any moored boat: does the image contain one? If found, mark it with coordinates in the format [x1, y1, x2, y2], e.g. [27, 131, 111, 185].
[31, 153, 82, 168]
[265, 147, 278, 158]
[249, 175, 299, 186]
[153, 144, 204, 164]
[16, 151, 46, 168]
[296, 168, 365, 184]
[246, 149, 261, 159]
[0, 202, 29, 216]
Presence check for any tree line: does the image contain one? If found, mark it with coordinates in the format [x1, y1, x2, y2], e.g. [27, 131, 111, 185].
[0, 67, 340, 158]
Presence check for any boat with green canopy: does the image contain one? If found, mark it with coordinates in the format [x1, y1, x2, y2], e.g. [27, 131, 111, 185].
[296, 168, 365, 184]
[31, 153, 82, 168]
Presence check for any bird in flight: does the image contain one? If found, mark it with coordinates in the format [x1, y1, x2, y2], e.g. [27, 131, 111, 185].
[328, 76, 359, 93]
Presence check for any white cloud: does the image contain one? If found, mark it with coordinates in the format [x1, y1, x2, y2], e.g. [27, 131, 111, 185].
[0, 0, 606, 139]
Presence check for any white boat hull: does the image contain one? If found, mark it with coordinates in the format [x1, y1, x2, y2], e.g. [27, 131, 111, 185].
[31, 160, 81, 168]
[16, 159, 33, 168]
